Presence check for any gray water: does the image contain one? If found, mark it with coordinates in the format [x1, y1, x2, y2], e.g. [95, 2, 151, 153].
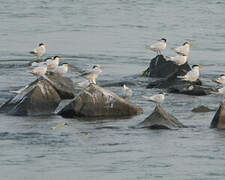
[0, 0, 225, 179]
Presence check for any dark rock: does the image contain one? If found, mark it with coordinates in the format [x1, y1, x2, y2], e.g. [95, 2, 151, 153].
[146, 68, 214, 96]
[138, 105, 185, 129]
[192, 105, 215, 113]
[167, 84, 212, 96]
[143, 55, 191, 78]
[210, 101, 225, 129]
[57, 84, 143, 118]
[44, 73, 76, 99]
[0, 74, 76, 116]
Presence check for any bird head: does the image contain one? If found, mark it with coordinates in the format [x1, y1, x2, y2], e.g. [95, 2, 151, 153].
[192, 65, 204, 69]
[39, 43, 48, 47]
[93, 65, 104, 70]
[54, 56, 64, 61]
[159, 38, 167, 42]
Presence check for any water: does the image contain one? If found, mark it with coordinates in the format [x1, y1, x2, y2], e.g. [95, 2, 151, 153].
[0, 0, 225, 179]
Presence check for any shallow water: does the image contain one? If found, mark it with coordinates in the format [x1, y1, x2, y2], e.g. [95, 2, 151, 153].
[1, 0, 225, 179]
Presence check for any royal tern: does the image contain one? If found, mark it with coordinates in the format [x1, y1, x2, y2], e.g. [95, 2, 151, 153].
[165, 55, 191, 66]
[177, 65, 203, 82]
[143, 92, 166, 105]
[30, 43, 48, 57]
[29, 64, 48, 77]
[146, 38, 167, 55]
[81, 65, 104, 84]
[46, 56, 64, 72]
[121, 84, 132, 100]
[212, 74, 225, 85]
[172, 42, 194, 56]
[54, 63, 72, 75]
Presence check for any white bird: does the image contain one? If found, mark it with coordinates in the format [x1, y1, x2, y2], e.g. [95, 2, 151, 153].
[121, 84, 133, 100]
[29, 64, 48, 77]
[165, 55, 191, 66]
[10, 85, 29, 94]
[212, 74, 225, 85]
[30, 43, 48, 57]
[54, 63, 72, 75]
[217, 86, 225, 95]
[177, 65, 204, 82]
[172, 42, 194, 56]
[81, 65, 104, 84]
[143, 92, 166, 105]
[146, 38, 167, 55]
[46, 56, 64, 72]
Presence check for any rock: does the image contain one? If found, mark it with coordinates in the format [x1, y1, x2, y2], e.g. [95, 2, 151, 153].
[57, 84, 143, 118]
[210, 101, 225, 129]
[167, 84, 212, 96]
[192, 105, 215, 113]
[143, 55, 191, 78]
[0, 74, 76, 116]
[138, 105, 185, 129]
[45, 73, 76, 99]
[146, 69, 213, 96]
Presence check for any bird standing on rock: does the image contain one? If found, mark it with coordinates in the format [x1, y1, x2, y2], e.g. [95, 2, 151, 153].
[172, 42, 194, 56]
[29, 64, 48, 77]
[121, 84, 133, 100]
[165, 55, 191, 66]
[143, 92, 166, 106]
[54, 63, 72, 75]
[146, 38, 167, 55]
[177, 65, 204, 82]
[81, 65, 104, 84]
[46, 56, 64, 72]
[30, 43, 48, 57]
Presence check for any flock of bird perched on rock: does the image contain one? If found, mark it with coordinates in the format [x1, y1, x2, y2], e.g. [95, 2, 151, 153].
[0, 39, 224, 130]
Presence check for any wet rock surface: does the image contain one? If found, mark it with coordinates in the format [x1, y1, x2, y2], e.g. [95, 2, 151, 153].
[144, 55, 191, 78]
[57, 84, 143, 118]
[0, 74, 76, 116]
[210, 101, 225, 129]
[138, 105, 185, 129]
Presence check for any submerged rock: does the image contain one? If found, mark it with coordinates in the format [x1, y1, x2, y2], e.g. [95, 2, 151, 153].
[143, 55, 191, 78]
[210, 101, 225, 129]
[192, 105, 215, 113]
[138, 105, 185, 129]
[0, 74, 76, 116]
[57, 84, 143, 118]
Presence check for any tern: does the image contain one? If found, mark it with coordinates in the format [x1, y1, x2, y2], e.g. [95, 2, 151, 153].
[177, 65, 203, 82]
[143, 92, 166, 106]
[121, 84, 133, 100]
[30, 43, 48, 57]
[146, 38, 167, 55]
[172, 42, 194, 56]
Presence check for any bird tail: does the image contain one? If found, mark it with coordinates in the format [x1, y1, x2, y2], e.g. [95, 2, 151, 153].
[145, 45, 154, 51]
[177, 75, 184, 79]
[143, 96, 154, 102]
[29, 51, 35, 54]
